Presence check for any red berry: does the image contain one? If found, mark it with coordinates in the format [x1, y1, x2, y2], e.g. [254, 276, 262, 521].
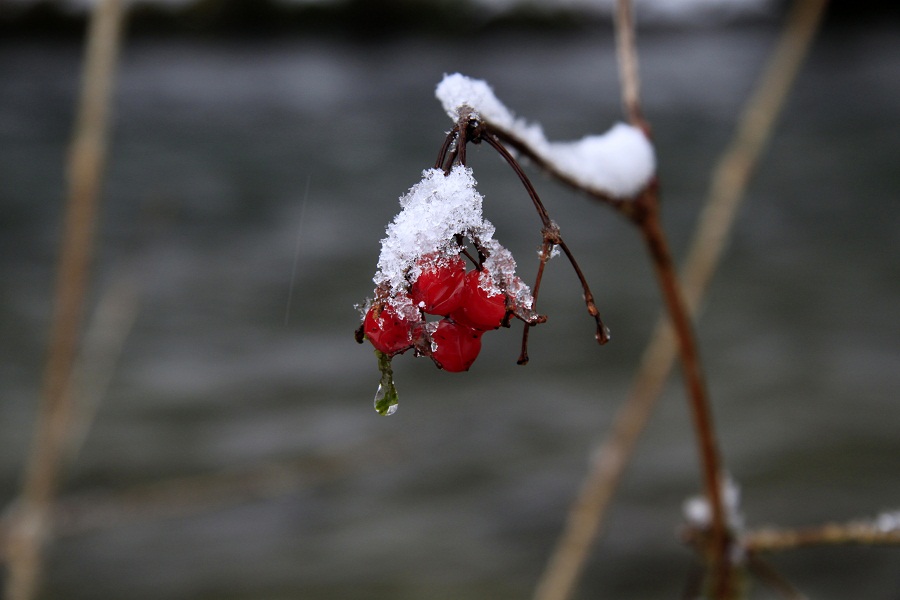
[451, 268, 507, 331]
[364, 303, 415, 356]
[431, 318, 483, 372]
[410, 254, 466, 316]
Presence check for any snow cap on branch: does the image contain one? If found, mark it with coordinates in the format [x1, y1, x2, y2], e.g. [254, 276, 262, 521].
[435, 73, 656, 199]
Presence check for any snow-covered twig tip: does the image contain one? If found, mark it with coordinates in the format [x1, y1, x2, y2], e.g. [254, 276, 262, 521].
[436, 73, 656, 199]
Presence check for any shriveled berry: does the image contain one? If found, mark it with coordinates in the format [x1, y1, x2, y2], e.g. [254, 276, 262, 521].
[410, 254, 466, 316]
[364, 303, 415, 356]
[451, 268, 507, 331]
[431, 318, 483, 372]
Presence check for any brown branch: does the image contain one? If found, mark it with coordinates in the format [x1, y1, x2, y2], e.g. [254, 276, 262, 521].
[487, 126, 632, 214]
[533, 0, 829, 598]
[743, 516, 900, 552]
[3, 1, 126, 599]
[635, 190, 733, 597]
[480, 130, 610, 346]
[480, 131, 553, 228]
[746, 555, 809, 599]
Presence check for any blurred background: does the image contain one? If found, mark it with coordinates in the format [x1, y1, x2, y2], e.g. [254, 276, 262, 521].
[1, 0, 899, 598]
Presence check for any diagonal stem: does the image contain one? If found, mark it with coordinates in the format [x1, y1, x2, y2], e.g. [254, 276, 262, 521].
[481, 130, 610, 346]
[634, 189, 732, 596]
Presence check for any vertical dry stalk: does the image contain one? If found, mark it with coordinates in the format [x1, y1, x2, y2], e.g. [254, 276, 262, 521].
[613, 0, 644, 130]
[533, 0, 828, 598]
[3, 1, 126, 598]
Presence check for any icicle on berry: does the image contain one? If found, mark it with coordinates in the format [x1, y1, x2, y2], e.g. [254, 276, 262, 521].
[451, 268, 507, 331]
[431, 318, 483, 372]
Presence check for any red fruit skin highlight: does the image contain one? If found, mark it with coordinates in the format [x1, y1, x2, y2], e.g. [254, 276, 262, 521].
[364, 304, 414, 356]
[431, 318, 483, 372]
[451, 269, 507, 331]
[410, 255, 466, 316]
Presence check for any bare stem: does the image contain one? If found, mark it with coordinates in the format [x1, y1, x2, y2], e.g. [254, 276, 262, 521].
[481, 130, 609, 345]
[519, 240, 552, 364]
[745, 555, 808, 600]
[614, 0, 646, 130]
[481, 131, 553, 228]
[434, 125, 458, 170]
[743, 517, 900, 552]
[635, 190, 733, 597]
[3, 2, 125, 599]
[533, 0, 828, 598]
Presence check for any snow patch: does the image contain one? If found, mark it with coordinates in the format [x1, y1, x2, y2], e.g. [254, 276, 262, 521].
[436, 73, 655, 198]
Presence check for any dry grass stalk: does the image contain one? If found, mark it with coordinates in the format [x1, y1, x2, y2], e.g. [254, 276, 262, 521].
[3, 1, 126, 598]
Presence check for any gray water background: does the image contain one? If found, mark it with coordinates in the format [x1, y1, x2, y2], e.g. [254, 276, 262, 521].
[1, 21, 899, 599]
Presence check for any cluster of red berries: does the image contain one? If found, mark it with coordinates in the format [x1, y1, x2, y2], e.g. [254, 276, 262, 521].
[362, 254, 511, 372]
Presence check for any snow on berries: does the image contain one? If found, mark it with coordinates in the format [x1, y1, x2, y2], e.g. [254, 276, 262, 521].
[357, 74, 615, 415]
[357, 164, 541, 385]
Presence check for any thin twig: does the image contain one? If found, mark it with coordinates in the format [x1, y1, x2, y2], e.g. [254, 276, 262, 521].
[488, 127, 628, 212]
[743, 517, 900, 552]
[481, 130, 553, 228]
[533, 0, 829, 598]
[3, 1, 126, 599]
[746, 555, 809, 599]
[613, 3, 734, 579]
[636, 189, 732, 596]
[66, 272, 140, 461]
[614, 0, 646, 131]
[435, 125, 458, 170]
[481, 130, 610, 345]
[519, 240, 553, 364]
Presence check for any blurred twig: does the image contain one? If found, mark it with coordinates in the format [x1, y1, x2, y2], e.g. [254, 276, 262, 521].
[743, 512, 900, 551]
[66, 272, 140, 461]
[613, 0, 645, 131]
[51, 457, 349, 537]
[3, 1, 126, 598]
[745, 555, 808, 600]
[533, 0, 828, 599]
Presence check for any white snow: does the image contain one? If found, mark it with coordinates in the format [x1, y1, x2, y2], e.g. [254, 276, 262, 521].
[372, 165, 533, 311]
[435, 73, 656, 198]
[875, 510, 900, 533]
[436, 73, 517, 129]
[682, 474, 744, 532]
[374, 166, 491, 296]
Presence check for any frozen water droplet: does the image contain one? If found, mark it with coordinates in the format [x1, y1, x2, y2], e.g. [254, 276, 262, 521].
[373, 383, 398, 416]
[596, 323, 611, 345]
[373, 350, 399, 416]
